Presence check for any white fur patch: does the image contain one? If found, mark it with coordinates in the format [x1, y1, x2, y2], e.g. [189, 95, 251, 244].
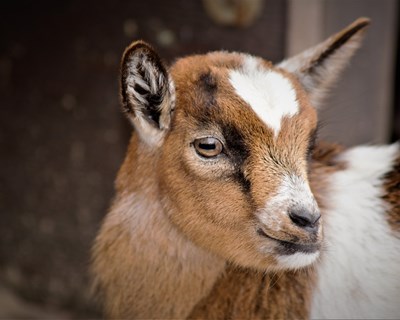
[311, 144, 400, 319]
[126, 55, 162, 106]
[277, 251, 320, 270]
[229, 56, 299, 136]
[258, 174, 318, 231]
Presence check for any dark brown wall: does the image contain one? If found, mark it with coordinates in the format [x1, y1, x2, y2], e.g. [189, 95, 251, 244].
[0, 0, 286, 316]
[393, 3, 400, 142]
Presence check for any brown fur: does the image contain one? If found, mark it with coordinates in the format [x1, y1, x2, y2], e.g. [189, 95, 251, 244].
[382, 154, 400, 233]
[187, 143, 344, 320]
[92, 137, 226, 318]
[92, 140, 342, 319]
[189, 265, 316, 319]
[309, 141, 346, 210]
[161, 54, 320, 262]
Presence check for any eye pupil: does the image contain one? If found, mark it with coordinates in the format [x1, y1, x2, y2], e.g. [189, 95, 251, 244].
[199, 143, 215, 150]
[194, 137, 223, 158]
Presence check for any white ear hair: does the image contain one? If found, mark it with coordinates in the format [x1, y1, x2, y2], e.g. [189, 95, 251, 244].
[277, 17, 370, 108]
[120, 41, 175, 146]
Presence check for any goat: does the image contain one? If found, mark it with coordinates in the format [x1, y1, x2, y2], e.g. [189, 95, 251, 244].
[91, 17, 400, 319]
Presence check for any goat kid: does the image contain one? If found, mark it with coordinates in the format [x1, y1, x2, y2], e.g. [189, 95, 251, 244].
[92, 18, 400, 319]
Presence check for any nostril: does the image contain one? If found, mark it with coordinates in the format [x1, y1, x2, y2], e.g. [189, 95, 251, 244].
[289, 209, 320, 231]
[290, 213, 311, 227]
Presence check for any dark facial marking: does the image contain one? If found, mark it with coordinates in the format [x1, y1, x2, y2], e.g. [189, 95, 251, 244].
[198, 72, 218, 108]
[219, 123, 252, 192]
[307, 127, 319, 161]
[233, 171, 251, 193]
[199, 72, 218, 91]
[220, 123, 250, 166]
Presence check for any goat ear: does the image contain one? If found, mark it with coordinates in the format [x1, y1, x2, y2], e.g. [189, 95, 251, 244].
[277, 17, 370, 108]
[121, 41, 175, 146]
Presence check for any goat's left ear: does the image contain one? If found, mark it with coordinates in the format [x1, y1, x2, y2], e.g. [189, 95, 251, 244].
[121, 41, 175, 146]
[277, 17, 370, 108]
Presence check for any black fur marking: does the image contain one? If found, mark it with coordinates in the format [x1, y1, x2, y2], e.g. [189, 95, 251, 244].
[199, 72, 218, 92]
[307, 127, 318, 161]
[120, 42, 169, 128]
[219, 123, 252, 193]
[308, 20, 368, 73]
[193, 116, 252, 193]
[147, 92, 163, 106]
[198, 72, 218, 108]
[233, 170, 252, 193]
[141, 102, 161, 125]
[220, 123, 250, 167]
[132, 81, 165, 128]
[137, 63, 146, 79]
[134, 83, 149, 95]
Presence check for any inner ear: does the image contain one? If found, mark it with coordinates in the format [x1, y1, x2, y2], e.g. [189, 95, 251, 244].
[277, 17, 370, 108]
[120, 41, 175, 145]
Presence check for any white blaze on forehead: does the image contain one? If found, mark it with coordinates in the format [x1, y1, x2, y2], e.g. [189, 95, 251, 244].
[229, 55, 299, 136]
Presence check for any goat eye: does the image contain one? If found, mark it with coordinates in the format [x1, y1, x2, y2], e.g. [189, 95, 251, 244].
[194, 137, 223, 158]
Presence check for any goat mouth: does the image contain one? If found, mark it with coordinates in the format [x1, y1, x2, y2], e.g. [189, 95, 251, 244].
[256, 228, 320, 255]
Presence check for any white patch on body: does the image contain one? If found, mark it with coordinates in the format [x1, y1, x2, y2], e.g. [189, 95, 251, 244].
[229, 56, 299, 136]
[277, 251, 320, 270]
[311, 143, 400, 319]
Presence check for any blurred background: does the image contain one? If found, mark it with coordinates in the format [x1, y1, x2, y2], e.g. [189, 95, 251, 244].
[0, 0, 398, 317]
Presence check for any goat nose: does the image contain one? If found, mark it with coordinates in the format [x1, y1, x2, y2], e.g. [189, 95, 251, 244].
[288, 208, 321, 232]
